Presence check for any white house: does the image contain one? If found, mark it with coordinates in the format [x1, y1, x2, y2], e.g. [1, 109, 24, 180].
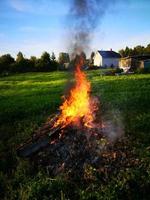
[94, 50, 121, 68]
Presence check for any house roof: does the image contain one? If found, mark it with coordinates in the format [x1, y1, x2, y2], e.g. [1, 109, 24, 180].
[98, 50, 121, 58]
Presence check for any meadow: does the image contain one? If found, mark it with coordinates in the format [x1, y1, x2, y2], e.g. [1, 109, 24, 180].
[0, 70, 150, 199]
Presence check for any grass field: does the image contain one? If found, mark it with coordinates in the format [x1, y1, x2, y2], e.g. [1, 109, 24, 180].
[0, 71, 150, 199]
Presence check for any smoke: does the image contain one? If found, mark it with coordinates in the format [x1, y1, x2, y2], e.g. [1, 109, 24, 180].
[65, 0, 125, 142]
[102, 109, 124, 142]
[68, 0, 117, 55]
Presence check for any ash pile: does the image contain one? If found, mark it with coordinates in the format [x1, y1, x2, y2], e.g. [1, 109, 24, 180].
[17, 114, 138, 181]
[17, 114, 105, 176]
[33, 127, 107, 178]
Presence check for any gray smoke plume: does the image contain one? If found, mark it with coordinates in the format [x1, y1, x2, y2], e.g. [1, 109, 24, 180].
[68, 0, 117, 55]
[67, 0, 124, 142]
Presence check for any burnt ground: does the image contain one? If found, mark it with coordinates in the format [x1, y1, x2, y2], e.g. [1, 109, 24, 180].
[29, 124, 144, 184]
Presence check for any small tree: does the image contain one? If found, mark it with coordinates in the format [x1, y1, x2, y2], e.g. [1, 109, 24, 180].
[134, 45, 144, 55]
[51, 52, 56, 61]
[90, 51, 95, 65]
[30, 56, 37, 63]
[119, 49, 127, 57]
[51, 52, 59, 71]
[124, 47, 130, 57]
[39, 52, 51, 71]
[41, 52, 51, 63]
[30, 56, 37, 71]
[81, 51, 86, 62]
[14, 52, 33, 73]
[16, 52, 24, 63]
[145, 44, 150, 54]
[0, 54, 15, 73]
[58, 53, 70, 65]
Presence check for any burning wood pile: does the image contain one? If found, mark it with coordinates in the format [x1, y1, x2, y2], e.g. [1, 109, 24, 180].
[17, 56, 140, 181]
[17, 56, 103, 172]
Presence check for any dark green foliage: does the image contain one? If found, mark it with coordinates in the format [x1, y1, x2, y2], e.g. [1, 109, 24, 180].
[13, 59, 34, 73]
[114, 67, 124, 73]
[119, 44, 150, 57]
[16, 52, 24, 63]
[0, 52, 59, 74]
[0, 71, 150, 199]
[58, 52, 70, 64]
[58, 52, 70, 70]
[136, 67, 150, 74]
[51, 52, 56, 61]
[0, 54, 15, 73]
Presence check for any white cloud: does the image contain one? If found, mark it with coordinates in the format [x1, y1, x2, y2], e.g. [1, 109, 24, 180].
[9, 0, 32, 12]
[8, 0, 69, 16]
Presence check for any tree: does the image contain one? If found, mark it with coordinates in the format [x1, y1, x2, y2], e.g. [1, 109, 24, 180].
[132, 47, 138, 56]
[16, 52, 24, 63]
[81, 51, 86, 62]
[34, 52, 59, 72]
[124, 47, 130, 57]
[14, 52, 33, 73]
[41, 52, 51, 63]
[51, 52, 59, 71]
[30, 56, 37, 71]
[119, 47, 135, 57]
[0, 54, 14, 65]
[38, 52, 51, 71]
[90, 51, 95, 65]
[30, 56, 37, 63]
[51, 52, 56, 61]
[58, 52, 70, 64]
[134, 45, 144, 55]
[119, 49, 125, 57]
[35, 52, 58, 72]
[0, 54, 15, 73]
[145, 44, 150, 54]
[119, 43, 150, 58]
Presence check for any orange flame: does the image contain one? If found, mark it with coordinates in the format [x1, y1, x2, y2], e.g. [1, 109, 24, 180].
[54, 56, 98, 128]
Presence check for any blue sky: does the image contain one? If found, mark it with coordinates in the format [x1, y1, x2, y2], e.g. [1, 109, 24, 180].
[0, 0, 150, 58]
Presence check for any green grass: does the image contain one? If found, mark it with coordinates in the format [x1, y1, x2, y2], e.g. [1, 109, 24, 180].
[0, 71, 150, 199]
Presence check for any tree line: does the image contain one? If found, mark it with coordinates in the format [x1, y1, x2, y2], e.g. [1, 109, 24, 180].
[119, 44, 150, 57]
[1, 44, 150, 74]
[0, 51, 58, 74]
[0, 51, 91, 74]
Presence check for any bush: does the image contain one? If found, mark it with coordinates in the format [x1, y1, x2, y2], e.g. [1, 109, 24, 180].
[114, 67, 124, 73]
[136, 67, 150, 74]
[0, 54, 15, 73]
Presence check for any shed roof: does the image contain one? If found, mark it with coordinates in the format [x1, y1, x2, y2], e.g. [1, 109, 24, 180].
[98, 50, 121, 58]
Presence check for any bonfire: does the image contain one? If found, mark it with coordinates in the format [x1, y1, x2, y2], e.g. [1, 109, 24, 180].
[53, 56, 98, 129]
[17, 55, 140, 180]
